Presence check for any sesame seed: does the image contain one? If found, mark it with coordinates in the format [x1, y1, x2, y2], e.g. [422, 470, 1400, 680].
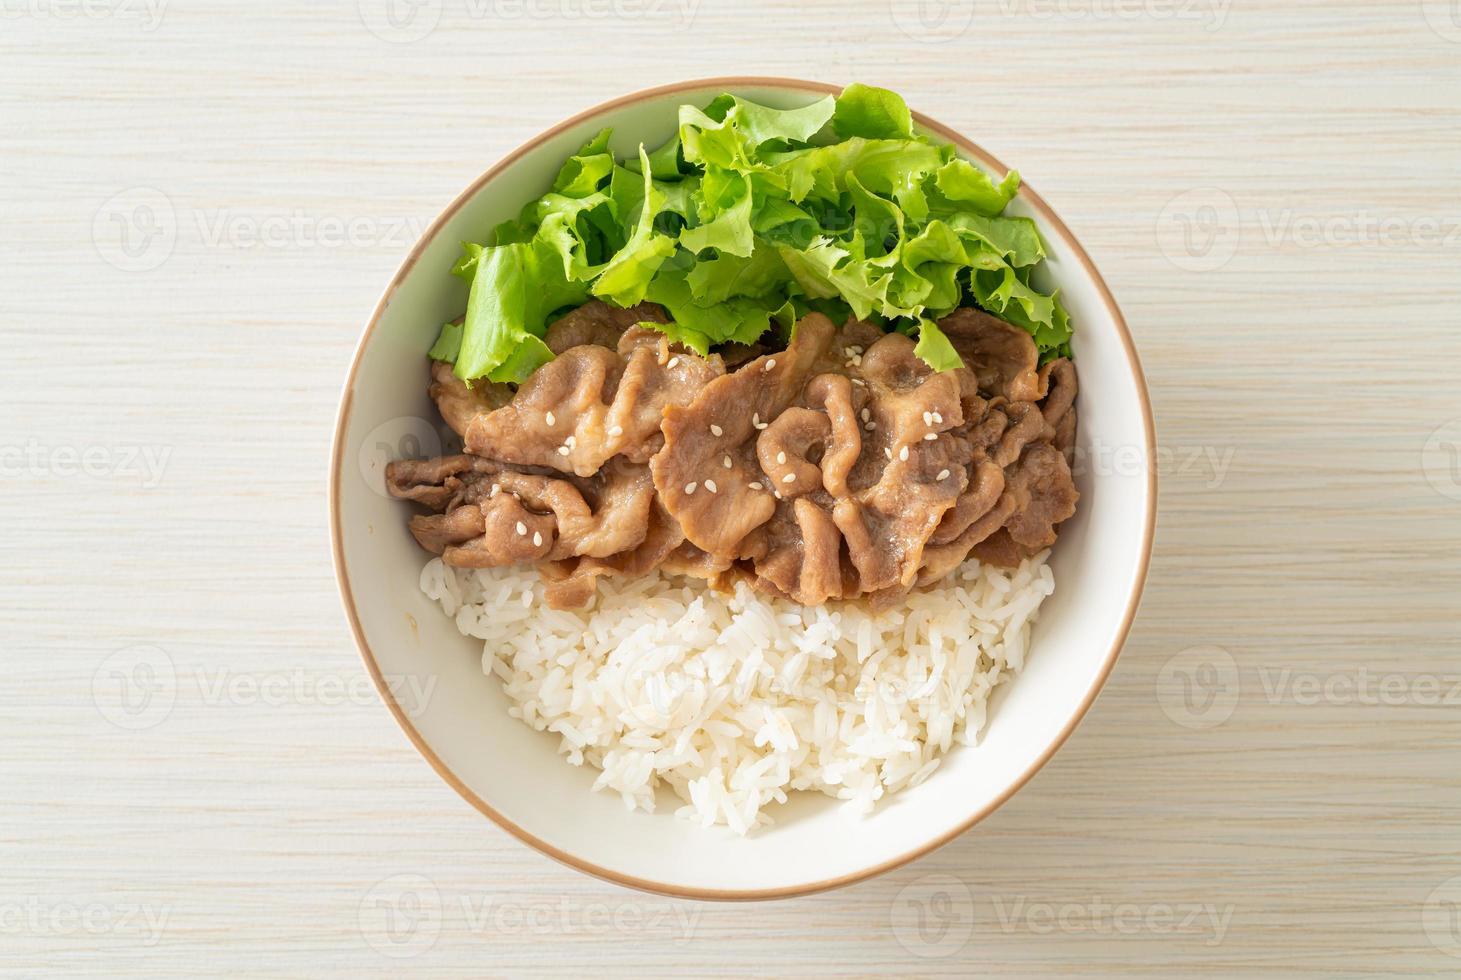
[704, 479, 718, 493]
[556, 445, 570, 456]
[532, 531, 543, 547]
[489, 484, 500, 498]
[565, 435, 576, 447]
[885, 448, 893, 460]
[932, 412, 943, 424]
[864, 421, 876, 431]
[843, 347, 854, 357]
[723, 455, 732, 469]
[776, 451, 786, 464]
[851, 355, 862, 366]
[899, 446, 910, 461]
[924, 432, 938, 441]
[755, 420, 768, 430]
[685, 482, 697, 495]
[764, 359, 776, 371]
[515, 521, 527, 536]
[607, 424, 624, 437]
[860, 408, 870, 421]
[781, 473, 795, 484]
[748, 481, 763, 490]
[773, 490, 782, 499]
[545, 411, 555, 426]
[667, 356, 680, 368]
[851, 377, 865, 387]
[923, 411, 933, 425]
[710, 424, 723, 437]
[937, 468, 951, 481]
[850, 345, 863, 355]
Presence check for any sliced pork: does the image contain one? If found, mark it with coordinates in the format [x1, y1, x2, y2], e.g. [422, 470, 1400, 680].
[387, 305, 1079, 608]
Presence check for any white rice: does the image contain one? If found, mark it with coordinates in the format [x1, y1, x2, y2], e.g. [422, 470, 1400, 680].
[420, 553, 1054, 835]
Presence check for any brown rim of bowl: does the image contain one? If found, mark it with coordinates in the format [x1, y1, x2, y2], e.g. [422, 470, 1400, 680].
[329, 76, 1157, 903]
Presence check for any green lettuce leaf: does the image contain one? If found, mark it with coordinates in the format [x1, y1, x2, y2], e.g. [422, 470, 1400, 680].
[912, 317, 963, 372]
[427, 320, 462, 362]
[454, 237, 588, 383]
[433, 86, 1073, 381]
[591, 146, 677, 306]
[831, 83, 913, 140]
[932, 159, 1022, 216]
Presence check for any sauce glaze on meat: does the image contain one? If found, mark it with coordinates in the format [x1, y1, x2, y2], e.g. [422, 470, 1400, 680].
[386, 301, 1079, 608]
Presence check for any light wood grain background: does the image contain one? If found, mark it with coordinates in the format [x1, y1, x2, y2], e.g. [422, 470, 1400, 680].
[3, 1, 1459, 975]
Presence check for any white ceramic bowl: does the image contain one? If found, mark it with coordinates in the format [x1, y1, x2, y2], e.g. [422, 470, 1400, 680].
[330, 77, 1155, 900]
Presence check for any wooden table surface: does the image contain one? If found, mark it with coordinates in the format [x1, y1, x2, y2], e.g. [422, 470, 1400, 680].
[4, 2, 1459, 976]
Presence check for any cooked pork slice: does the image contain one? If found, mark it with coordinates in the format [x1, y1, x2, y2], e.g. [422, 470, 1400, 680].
[407, 504, 487, 554]
[938, 307, 1042, 403]
[394, 303, 1080, 604]
[541, 498, 686, 609]
[918, 494, 1018, 585]
[429, 360, 511, 438]
[464, 345, 623, 476]
[543, 300, 669, 354]
[753, 497, 846, 605]
[607, 340, 724, 464]
[1003, 442, 1079, 551]
[650, 313, 837, 558]
[831, 332, 968, 592]
[385, 453, 492, 510]
[441, 493, 555, 567]
[931, 457, 1006, 546]
[969, 527, 1023, 567]
[465, 332, 721, 476]
[1037, 356, 1078, 462]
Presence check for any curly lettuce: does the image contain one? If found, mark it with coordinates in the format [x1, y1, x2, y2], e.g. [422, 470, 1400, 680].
[434, 84, 1071, 381]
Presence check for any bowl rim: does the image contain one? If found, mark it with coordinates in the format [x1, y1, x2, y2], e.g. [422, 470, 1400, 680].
[329, 75, 1157, 902]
